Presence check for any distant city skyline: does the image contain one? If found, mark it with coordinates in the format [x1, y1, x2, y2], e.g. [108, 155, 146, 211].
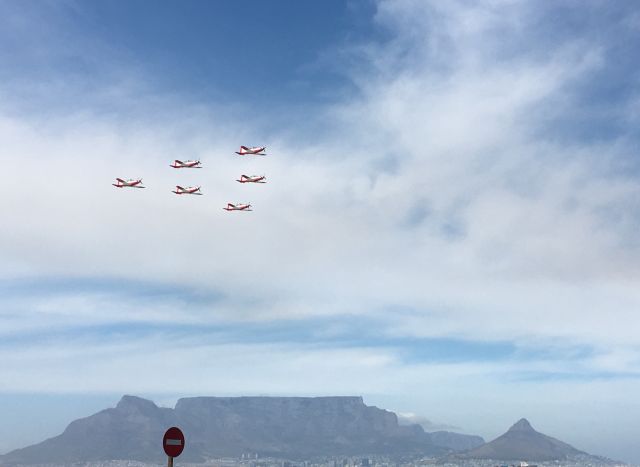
[0, 0, 639, 464]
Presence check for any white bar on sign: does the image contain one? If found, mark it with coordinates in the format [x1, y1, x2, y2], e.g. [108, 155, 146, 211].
[166, 439, 182, 446]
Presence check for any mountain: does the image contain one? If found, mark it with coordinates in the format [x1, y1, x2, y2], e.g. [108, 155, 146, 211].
[449, 418, 587, 462]
[428, 431, 485, 452]
[0, 396, 177, 465]
[0, 395, 482, 465]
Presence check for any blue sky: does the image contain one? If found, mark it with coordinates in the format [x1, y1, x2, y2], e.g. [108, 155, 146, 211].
[1, 0, 640, 464]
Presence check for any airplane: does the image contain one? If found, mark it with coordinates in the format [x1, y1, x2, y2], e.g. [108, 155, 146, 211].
[170, 159, 202, 169]
[235, 145, 266, 156]
[236, 174, 266, 183]
[223, 203, 252, 211]
[113, 178, 145, 188]
[172, 185, 202, 195]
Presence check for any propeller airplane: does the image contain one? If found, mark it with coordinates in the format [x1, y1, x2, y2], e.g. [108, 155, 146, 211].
[172, 185, 202, 195]
[236, 174, 266, 183]
[113, 178, 145, 188]
[170, 159, 202, 168]
[235, 146, 266, 156]
[223, 203, 252, 211]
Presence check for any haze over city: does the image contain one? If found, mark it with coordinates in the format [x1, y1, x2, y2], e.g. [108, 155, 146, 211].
[0, 0, 639, 464]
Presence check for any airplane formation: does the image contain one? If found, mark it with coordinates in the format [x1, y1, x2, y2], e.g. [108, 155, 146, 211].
[113, 145, 267, 211]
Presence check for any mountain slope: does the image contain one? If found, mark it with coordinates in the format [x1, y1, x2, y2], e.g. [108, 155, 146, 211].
[0, 396, 177, 464]
[428, 431, 485, 452]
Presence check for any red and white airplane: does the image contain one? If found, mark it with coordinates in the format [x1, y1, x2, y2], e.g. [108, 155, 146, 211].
[236, 174, 266, 183]
[172, 185, 202, 195]
[170, 159, 202, 169]
[235, 146, 266, 156]
[223, 203, 252, 211]
[113, 178, 145, 188]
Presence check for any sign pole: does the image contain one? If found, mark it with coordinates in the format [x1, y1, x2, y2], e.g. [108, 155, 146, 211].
[168, 456, 174, 467]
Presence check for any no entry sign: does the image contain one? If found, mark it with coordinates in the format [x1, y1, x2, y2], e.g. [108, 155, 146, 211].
[163, 427, 185, 458]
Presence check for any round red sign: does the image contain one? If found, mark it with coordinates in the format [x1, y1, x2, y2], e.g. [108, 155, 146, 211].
[163, 427, 185, 458]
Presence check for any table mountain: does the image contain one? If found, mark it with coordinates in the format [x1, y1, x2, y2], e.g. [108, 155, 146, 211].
[0, 395, 482, 464]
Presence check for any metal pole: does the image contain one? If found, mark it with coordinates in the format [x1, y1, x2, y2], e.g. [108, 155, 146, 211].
[168, 456, 174, 467]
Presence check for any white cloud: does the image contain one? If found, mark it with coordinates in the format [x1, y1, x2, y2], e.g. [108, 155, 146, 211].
[0, 0, 638, 360]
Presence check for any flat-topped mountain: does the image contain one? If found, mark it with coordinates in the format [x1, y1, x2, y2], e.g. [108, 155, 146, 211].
[0, 395, 483, 464]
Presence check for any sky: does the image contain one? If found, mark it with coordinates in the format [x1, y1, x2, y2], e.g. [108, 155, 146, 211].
[1, 0, 640, 463]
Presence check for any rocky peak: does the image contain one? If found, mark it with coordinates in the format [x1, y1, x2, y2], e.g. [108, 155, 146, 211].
[507, 418, 535, 433]
[451, 417, 589, 462]
[116, 395, 160, 414]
